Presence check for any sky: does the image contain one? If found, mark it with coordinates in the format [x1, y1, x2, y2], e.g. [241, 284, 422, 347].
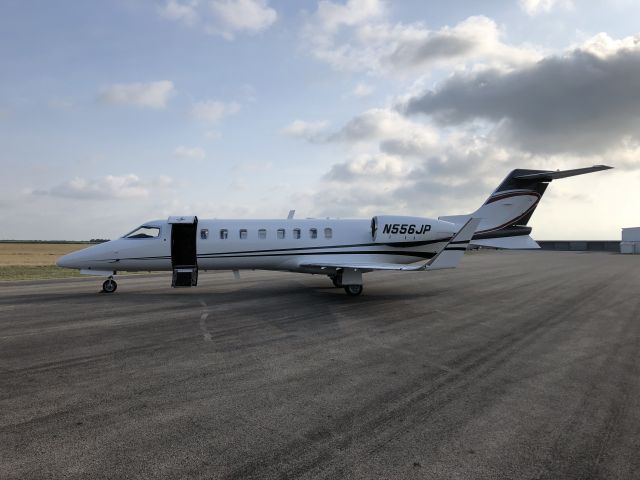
[2, 0, 640, 240]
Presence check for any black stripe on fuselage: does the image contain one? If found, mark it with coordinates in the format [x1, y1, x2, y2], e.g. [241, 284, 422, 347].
[198, 250, 437, 260]
[197, 239, 451, 258]
[113, 249, 438, 262]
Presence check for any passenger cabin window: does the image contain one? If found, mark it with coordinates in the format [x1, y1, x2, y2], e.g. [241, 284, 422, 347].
[200, 229, 209, 240]
[125, 226, 160, 239]
[277, 229, 285, 239]
[239, 229, 248, 240]
[220, 229, 228, 240]
[324, 228, 333, 239]
[258, 229, 267, 240]
[293, 228, 301, 239]
[309, 228, 317, 239]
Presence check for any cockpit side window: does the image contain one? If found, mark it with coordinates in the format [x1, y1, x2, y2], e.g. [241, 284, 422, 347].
[124, 226, 161, 239]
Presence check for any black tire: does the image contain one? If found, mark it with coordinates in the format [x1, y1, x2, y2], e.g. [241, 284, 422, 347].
[344, 284, 363, 296]
[330, 275, 342, 288]
[102, 279, 117, 293]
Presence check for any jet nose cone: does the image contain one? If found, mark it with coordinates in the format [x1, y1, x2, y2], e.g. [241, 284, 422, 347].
[56, 253, 73, 268]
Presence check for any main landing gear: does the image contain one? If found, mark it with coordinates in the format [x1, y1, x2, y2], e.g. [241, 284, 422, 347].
[329, 274, 364, 296]
[102, 276, 117, 293]
[343, 284, 363, 296]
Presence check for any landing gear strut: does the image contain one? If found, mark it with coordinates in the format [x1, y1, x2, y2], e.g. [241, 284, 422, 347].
[330, 271, 363, 296]
[102, 276, 117, 293]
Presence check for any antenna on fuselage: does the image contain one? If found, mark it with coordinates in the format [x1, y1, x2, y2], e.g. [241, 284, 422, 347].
[287, 210, 295, 219]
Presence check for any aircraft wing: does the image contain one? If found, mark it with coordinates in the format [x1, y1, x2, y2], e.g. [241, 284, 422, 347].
[424, 217, 480, 270]
[298, 261, 427, 272]
[300, 218, 481, 273]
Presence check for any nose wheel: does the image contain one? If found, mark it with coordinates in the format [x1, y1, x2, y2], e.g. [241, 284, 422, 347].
[102, 277, 117, 293]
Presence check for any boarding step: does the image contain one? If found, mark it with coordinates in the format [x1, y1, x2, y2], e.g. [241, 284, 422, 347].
[172, 267, 198, 287]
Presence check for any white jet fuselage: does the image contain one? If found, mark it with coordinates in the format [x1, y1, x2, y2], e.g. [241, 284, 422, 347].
[58, 217, 457, 274]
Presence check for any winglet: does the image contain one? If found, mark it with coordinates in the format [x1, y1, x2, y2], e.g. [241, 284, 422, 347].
[426, 218, 480, 271]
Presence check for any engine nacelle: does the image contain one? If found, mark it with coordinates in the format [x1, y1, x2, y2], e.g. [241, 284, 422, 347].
[371, 215, 457, 243]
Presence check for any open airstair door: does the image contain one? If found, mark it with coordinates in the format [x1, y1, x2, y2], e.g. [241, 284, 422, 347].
[168, 216, 198, 287]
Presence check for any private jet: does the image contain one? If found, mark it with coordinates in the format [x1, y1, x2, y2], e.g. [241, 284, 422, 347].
[57, 165, 612, 296]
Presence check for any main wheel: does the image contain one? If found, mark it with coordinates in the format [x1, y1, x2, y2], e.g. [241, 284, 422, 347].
[330, 275, 342, 288]
[102, 279, 117, 293]
[344, 284, 363, 296]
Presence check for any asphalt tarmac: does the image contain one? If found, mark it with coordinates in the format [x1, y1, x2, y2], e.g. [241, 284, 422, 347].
[1, 251, 639, 479]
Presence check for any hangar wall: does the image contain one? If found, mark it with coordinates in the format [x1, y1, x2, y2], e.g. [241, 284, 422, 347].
[621, 227, 640, 254]
[536, 228, 640, 253]
[537, 241, 620, 252]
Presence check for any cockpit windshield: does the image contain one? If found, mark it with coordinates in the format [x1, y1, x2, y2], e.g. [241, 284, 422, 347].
[123, 226, 161, 239]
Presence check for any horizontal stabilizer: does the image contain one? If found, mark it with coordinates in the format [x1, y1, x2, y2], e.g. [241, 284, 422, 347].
[513, 165, 612, 181]
[471, 235, 540, 250]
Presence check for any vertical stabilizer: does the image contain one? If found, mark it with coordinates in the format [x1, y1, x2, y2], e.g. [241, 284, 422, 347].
[438, 165, 612, 249]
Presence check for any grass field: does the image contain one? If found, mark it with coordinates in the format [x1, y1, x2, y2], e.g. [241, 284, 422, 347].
[0, 243, 92, 280]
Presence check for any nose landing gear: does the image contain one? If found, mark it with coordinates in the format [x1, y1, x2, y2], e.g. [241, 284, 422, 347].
[102, 276, 117, 293]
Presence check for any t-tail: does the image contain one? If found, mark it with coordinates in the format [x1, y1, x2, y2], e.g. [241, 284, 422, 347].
[439, 165, 613, 249]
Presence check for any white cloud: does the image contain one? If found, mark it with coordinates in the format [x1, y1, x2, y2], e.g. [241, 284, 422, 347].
[314, 0, 385, 32]
[383, 16, 540, 71]
[324, 152, 411, 182]
[33, 174, 175, 200]
[328, 108, 439, 148]
[304, 127, 594, 221]
[402, 33, 640, 155]
[173, 146, 207, 160]
[159, 0, 199, 26]
[303, 4, 540, 75]
[160, 0, 277, 39]
[579, 32, 640, 58]
[190, 100, 240, 123]
[282, 120, 328, 142]
[519, 0, 574, 16]
[352, 83, 374, 97]
[284, 110, 440, 149]
[99, 81, 174, 109]
[208, 0, 277, 39]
